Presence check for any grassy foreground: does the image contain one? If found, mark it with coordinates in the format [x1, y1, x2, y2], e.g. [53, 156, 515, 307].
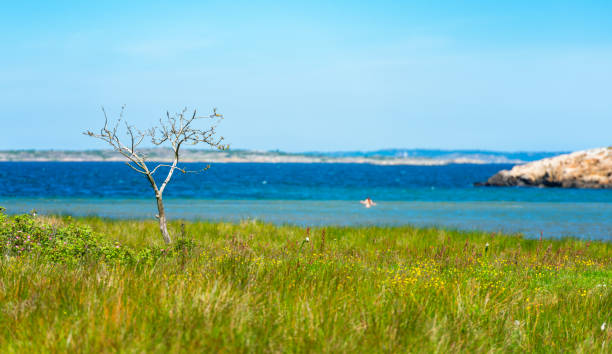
[1, 211, 611, 353]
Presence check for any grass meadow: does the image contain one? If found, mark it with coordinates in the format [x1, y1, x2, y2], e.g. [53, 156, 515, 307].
[1, 211, 611, 352]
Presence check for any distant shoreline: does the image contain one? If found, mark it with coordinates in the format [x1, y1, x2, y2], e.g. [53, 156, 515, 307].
[0, 157, 502, 166]
[0, 148, 562, 165]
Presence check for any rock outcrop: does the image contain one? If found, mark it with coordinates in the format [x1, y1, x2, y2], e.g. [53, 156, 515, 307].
[481, 147, 612, 189]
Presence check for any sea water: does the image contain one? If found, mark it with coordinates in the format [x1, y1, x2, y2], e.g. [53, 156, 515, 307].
[1, 162, 611, 240]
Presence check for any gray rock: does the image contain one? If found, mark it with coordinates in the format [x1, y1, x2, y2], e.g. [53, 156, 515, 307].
[481, 147, 612, 189]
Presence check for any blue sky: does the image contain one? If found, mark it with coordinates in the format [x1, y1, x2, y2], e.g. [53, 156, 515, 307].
[1, 0, 611, 152]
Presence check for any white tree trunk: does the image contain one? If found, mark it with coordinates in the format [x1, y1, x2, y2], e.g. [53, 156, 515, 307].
[156, 195, 171, 244]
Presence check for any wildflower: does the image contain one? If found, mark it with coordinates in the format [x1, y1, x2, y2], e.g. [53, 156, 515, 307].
[305, 237, 310, 242]
[602, 322, 606, 331]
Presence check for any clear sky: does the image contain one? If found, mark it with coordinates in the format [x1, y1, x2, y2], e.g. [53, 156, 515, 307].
[1, 0, 611, 152]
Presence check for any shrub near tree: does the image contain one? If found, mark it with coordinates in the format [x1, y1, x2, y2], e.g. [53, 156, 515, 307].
[0, 209, 130, 264]
[85, 107, 227, 244]
[0, 208, 194, 264]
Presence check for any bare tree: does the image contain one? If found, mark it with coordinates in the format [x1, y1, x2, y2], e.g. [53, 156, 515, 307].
[85, 107, 227, 244]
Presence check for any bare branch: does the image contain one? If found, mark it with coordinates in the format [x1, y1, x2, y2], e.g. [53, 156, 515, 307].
[125, 161, 148, 175]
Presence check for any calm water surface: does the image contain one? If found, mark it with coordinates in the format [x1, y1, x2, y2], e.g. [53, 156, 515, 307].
[1, 162, 611, 240]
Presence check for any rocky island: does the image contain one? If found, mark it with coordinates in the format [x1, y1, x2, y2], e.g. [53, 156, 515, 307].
[481, 147, 612, 189]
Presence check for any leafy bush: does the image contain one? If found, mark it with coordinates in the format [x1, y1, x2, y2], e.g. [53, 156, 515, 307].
[0, 209, 184, 265]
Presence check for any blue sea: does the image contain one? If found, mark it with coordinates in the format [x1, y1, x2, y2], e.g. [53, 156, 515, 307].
[1, 162, 611, 240]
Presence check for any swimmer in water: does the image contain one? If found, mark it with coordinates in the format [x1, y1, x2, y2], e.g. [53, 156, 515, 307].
[360, 197, 376, 208]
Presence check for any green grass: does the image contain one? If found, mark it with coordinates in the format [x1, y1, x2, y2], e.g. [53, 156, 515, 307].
[1, 212, 611, 353]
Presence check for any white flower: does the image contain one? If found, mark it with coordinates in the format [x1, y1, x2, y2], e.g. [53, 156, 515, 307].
[485, 243, 490, 247]
[305, 237, 310, 242]
[602, 322, 606, 331]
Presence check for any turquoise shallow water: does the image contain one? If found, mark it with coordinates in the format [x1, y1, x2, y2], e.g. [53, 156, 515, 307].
[2, 197, 611, 240]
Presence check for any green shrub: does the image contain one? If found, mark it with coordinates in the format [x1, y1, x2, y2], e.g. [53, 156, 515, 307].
[0, 209, 184, 265]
